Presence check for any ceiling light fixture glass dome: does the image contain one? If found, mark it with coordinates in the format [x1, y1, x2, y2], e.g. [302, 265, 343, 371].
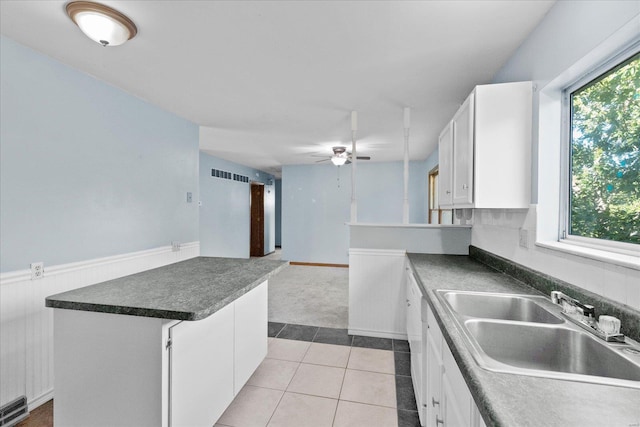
[66, 1, 137, 47]
[331, 155, 347, 166]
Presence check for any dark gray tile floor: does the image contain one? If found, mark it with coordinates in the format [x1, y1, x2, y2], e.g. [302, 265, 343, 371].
[394, 351, 412, 377]
[352, 335, 393, 350]
[268, 322, 420, 426]
[276, 323, 319, 341]
[314, 327, 354, 346]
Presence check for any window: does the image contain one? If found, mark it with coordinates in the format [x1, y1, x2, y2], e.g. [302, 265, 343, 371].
[564, 49, 639, 249]
[428, 167, 452, 225]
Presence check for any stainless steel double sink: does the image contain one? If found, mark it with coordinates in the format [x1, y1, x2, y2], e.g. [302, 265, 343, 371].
[435, 290, 640, 389]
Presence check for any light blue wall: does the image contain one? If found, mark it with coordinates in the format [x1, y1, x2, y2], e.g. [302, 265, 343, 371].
[281, 164, 351, 264]
[0, 36, 199, 273]
[356, 161, 428, 224]
[424, 147, 438, 174]
[199, 152, 275, 258]
[281, 161, 428, 264]
[275, 179, 282, 247]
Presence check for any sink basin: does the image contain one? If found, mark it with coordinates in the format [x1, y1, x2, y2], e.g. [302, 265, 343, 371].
[435, 289, 640, 388]
[438, 291, 563, 324]
[465, 320, 640, 383]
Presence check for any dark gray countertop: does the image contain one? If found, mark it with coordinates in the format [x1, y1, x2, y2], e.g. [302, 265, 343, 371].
[46, 257, 288, 321]
[407, 253, 640, 427]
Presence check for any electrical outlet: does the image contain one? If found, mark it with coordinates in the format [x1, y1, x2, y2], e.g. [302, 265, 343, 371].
[172, 242, 181, 252]
[30, 262, 44, 280]
[519, 228, 529, 249]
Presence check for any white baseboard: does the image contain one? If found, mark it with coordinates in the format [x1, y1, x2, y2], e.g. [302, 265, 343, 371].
[348, 328, 408, 341]
[28, 389, 54, 411]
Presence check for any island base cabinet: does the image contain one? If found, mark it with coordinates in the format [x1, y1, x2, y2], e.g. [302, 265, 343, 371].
[234, 281, 268, 392]
[53, 281, 268, 427]
[53, 309, 174, 427]
[170, 303, 235, 427]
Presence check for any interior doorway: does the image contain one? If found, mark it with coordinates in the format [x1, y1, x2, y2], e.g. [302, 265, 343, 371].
[250, 183, 265, 257]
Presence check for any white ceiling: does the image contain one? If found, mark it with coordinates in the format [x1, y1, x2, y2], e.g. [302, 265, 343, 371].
[0, 0, 555, 177]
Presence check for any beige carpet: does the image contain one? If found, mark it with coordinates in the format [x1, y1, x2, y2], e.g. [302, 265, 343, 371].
[268, 263, 348, 329]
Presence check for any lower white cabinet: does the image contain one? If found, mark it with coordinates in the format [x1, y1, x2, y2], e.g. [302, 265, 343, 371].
[424, 302, 485, 427]
[234, 281, 269, 392]
[170, 303, 235, 427]
[53, 281, 268, 427]
[405, 265, 425, 425]
[171, 282, 267, 426]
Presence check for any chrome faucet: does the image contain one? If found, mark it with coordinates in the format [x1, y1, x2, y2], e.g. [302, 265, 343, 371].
[550, 291, 595, 322]
[550, 291, 625, 343]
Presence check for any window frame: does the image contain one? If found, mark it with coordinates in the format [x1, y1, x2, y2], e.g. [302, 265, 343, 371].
[428, 166, 452, 225]
[559, 43, 640, 255]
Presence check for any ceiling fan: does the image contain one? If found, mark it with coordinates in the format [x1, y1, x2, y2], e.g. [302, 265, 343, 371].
[315, 146, 371, 166]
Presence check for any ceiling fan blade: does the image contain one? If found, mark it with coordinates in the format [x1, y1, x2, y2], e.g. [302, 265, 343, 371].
[356, 156, 371, 160]
[310, 154, 330, 158]
[315, 158, 331, 163]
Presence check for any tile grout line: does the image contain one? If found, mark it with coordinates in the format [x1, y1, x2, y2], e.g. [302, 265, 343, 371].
[331, 345, 354, 426]
[269, 323, 415, 426]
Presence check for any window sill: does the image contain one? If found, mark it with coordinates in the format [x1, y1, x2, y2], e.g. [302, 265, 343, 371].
[536, 240, 640, 271]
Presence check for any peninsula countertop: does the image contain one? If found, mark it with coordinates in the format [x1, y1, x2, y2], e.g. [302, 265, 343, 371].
[407, 253, 640, 427]
[45, 257, 288, 321]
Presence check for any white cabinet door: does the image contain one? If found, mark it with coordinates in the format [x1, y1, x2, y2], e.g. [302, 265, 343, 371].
[425, 300, 486, 427]
[425, 301, 444, 427]
[438, 122, 454, 208]
[406, 270, 424, 424]
[234, 281, 268, 394]
[452, 92, 475, 207]
[170, 303, 235, 427]
[442, 344, 472, 427]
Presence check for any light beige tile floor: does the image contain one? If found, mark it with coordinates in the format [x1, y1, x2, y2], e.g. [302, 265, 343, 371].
[216, 339, 398, 427]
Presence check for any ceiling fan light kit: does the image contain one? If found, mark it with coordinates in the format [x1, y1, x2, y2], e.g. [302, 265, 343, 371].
[66, 1, 137, 47]
[331, 156, 348, 166]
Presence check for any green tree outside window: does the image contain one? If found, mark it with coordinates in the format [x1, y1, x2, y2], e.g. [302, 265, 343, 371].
[570, 52, 640, 245]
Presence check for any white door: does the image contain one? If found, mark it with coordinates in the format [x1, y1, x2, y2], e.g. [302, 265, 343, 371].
[170, 304, 235, 427]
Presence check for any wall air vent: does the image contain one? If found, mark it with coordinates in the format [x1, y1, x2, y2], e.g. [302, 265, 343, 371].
[211, 169, 249, 183]
[0, 395, 29, 426]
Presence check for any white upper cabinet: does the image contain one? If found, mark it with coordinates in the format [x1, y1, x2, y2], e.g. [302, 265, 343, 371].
[439, 81, 532, 209]
[438, 122, 454, 207]
[452, 93, 475, 206]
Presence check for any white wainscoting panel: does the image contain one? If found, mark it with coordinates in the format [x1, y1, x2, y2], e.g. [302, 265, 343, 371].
[0, 242, 200, 410]
[349, 249, 408, 339]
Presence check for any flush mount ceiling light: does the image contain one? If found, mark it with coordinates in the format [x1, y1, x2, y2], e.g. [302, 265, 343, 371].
[66, 1, 137, 47]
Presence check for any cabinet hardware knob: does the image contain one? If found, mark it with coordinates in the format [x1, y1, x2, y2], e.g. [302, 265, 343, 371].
[445, 190, 451, 194]
[436, 416, 444, 426]
[432, 397, 440, 407]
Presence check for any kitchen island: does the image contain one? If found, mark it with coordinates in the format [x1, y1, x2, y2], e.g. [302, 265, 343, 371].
[46, 257, 288, 427]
